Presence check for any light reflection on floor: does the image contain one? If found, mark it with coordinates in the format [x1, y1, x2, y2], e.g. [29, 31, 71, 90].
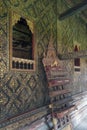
[74, 116, 87, 130]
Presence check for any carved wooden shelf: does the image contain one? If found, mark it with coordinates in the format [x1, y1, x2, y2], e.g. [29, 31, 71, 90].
[48, 79, 70, 87]
[55, 105, 76, 119]
[53, 97, 73, 106]
[42, 38, 75, 129]
[44, 65, 68, 79]
[49, 90, 70, 98]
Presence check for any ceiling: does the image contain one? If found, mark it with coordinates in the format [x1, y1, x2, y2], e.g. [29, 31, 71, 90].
[59, 0, 87, 24]
[57, 0, 87, 53]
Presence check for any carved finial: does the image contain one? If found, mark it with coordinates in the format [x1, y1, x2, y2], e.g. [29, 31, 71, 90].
[42, 26, 63, 68]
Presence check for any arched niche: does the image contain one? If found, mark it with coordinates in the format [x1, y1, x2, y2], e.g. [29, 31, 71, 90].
[9, 11, 36, 71]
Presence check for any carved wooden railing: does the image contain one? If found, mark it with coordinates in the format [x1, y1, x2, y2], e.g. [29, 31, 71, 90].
[55, 105, 76, 119]
[12, 57, 35, 70]
[49, 90, 70, 98]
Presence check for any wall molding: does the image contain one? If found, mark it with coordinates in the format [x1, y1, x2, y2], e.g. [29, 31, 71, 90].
[58, 50, 87, 60]
[0, 105, 50, 129]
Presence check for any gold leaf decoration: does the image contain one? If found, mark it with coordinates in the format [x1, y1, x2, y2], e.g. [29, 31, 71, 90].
[0, 91, 8, 106]
[0, 60, 7, 78]
[8, 76, 19, 92]
[12, 12, 21, 26]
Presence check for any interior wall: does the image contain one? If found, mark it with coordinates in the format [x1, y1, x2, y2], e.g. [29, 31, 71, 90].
[0, 0, 57, 121]
[57, 1, 87, 127]
[57, 0, 87, 53]
[57, 0, 87, 95]
[0, 0, 87, 129]
[63, 58, 87, 95]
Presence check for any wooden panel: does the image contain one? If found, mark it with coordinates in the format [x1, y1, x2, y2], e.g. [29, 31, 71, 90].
[53, 97, 73, 106]
[42, 35, 76, 129]
[48, 79, 70, 87]
[55, 105, 76, 118]
[44, 65, 68, 79]
[49, 90, 70, 97]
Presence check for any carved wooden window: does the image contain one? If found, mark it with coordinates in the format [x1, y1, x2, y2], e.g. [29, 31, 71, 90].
[9, 11, 36, 71]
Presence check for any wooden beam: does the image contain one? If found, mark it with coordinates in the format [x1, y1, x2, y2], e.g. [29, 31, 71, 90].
[59, 0, 87, 20]
[58, 50, 87, 60]
[0, 105, 50, 128]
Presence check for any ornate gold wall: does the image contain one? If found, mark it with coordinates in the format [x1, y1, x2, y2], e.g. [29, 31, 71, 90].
[0, 0, 57, 122]
[0, 0, 87, 129]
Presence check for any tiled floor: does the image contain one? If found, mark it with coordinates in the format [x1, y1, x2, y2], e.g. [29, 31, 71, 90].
[74, 116, 87, 130]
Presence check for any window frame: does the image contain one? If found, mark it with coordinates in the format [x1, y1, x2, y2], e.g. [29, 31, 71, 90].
[9, 10, 37, 72]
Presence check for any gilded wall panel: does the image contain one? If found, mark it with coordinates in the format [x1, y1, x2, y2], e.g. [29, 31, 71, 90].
[0, 0, 57, 123]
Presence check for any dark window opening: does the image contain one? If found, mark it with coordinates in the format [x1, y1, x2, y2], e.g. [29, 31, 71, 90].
[12, 17, 33, 60]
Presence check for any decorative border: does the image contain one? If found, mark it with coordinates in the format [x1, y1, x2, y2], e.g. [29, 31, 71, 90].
[0, 105, 50, 129]
[9, 10, 37, 72]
